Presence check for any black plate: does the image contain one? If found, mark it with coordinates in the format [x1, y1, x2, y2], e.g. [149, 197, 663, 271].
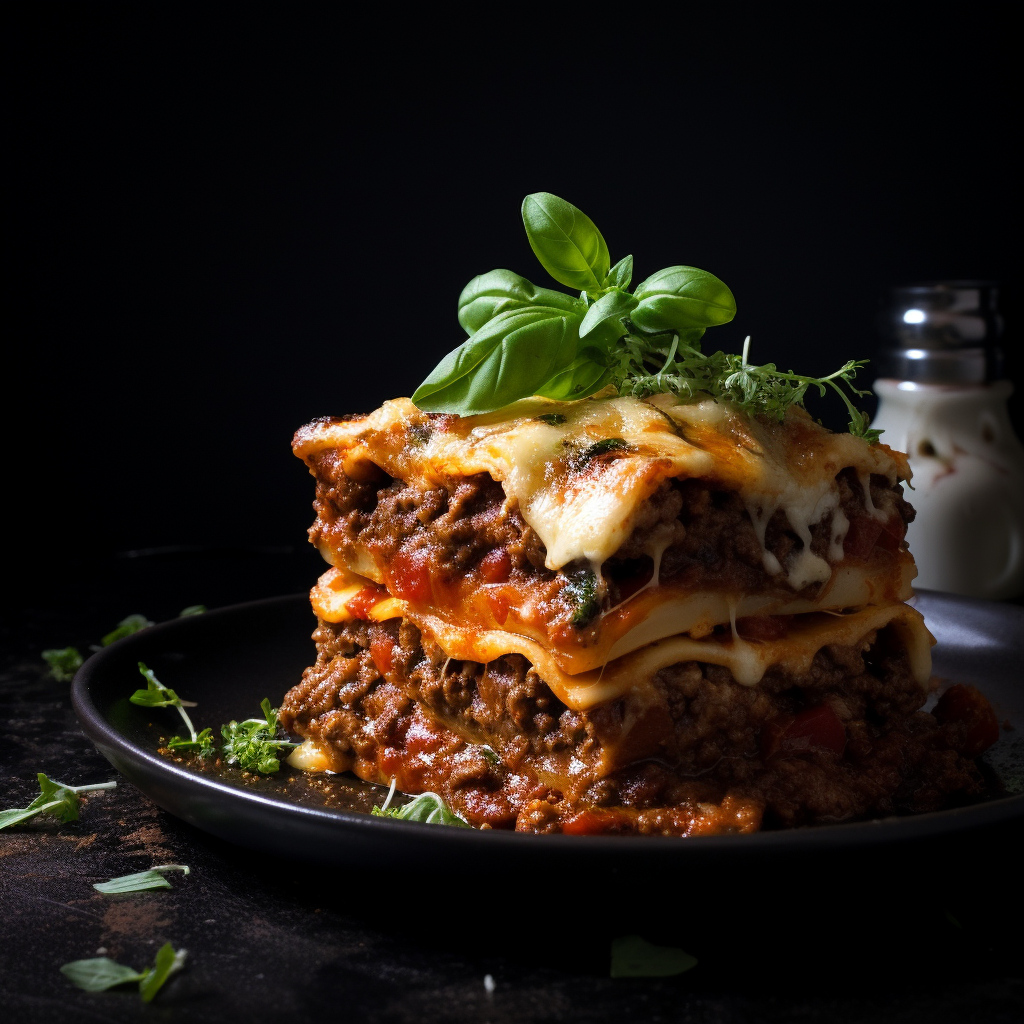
[71, 590, 1024, 870]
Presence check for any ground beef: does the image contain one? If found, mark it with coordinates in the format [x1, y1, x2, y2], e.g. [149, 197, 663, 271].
[307, 452, 915, 629]
[280, 616, 990, 835]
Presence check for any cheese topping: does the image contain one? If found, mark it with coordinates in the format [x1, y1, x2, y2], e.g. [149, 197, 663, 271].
[295, 394, 910, 581]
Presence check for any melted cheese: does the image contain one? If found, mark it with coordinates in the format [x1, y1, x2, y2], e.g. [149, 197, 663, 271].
[408, 602, 933, 711]
[311, 555, 916, 674]
[309, 568, 932, 711]
[294, 394, 911, 582]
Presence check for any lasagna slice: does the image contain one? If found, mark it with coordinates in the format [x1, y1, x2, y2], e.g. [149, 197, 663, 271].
[280, 394, 997, 835]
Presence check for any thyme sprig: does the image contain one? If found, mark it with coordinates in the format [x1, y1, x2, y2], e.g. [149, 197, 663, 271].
[609, 333, 881, 440]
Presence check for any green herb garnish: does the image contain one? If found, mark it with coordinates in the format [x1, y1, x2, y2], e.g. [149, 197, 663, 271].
[564, 567, 601, 627]
[130, 662, 213, 756]
[569, 434, 630, 468]
[41, 646, 84, 682]
[101, 613, 154, 647]
[166, 727, 215, 757]
[93, 865, 190, 894]
[610, 935, 698, 978]
[178, 604, 206, 617]
[61, 942, 187, 1002]
[537, 413, 567, 425]
[0, 773, 116, 830]
[220, 699, 297, 774]
[413, 193, 880, 441]
[371, 780, 470, 827]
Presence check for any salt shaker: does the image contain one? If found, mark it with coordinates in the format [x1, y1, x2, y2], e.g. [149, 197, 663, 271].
[872, 282, 1024, 599]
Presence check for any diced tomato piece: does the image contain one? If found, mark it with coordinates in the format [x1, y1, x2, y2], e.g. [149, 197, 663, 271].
[345, 585, 386, 620]
[876, 515, 905, 552]
[388, 546, 433, 602]
[761, 704, 847, 759]
[561, 808, 622, 835]
[484, 589, 510, 625]
[843, 515, 883, 559]
[737, 615, 789, 641]
[844, 513, 905, 559]
[404, 716, 447, 757]
[369, 627, 395, 677]
[932, 684, 1000, 757]
[479, 547, 513, 583]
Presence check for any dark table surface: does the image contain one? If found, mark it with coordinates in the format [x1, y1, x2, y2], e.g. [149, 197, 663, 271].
[3, 548, 1023, 1024]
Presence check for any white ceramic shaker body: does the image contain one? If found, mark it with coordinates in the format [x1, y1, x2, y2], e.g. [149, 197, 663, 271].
[872, 379, 1024, 598]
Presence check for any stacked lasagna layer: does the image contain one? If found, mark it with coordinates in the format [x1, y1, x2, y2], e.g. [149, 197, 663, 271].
[281, 394, 996, 834]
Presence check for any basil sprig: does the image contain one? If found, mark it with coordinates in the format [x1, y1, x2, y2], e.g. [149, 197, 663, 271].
[412, 193, 881, 440]
[413, 192, 735, 416]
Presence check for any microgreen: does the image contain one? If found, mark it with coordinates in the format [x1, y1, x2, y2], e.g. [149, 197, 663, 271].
[610, 935, 698, 978]
[413, 193, 881, 441]
[179, 604, 206, 617]
[220, 699, 297, 774]
[166, 727, 215, 757]
[0, 773, 116, 830]
[371, 779, 470, 827]
[130, 662, 209, 755]
[41, 646, 83, 682]
[61, 942, 187, 1002]
[101, 613, 154, 647]
[93, 865, 191, 894]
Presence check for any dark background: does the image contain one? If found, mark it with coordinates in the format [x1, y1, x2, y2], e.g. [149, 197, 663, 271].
[9, 25, 1015, 610]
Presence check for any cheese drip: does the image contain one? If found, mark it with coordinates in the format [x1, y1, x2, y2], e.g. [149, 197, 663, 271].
[294, 394, 910, 579]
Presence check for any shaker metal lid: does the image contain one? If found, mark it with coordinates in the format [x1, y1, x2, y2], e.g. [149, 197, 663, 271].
[878, 281, 1003, 384]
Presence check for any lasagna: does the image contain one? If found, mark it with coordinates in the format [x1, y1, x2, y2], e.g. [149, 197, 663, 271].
[280, 392, 998, 835]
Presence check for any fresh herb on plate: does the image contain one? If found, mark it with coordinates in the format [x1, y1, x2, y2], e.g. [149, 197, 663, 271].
[413, 192, 880, 441]
[130, 662, 214, 757]
[179, 604, 206, 617]
[610, 935, 698, 978]
[101, 613, 155, 647]
[0, 773, 117, 830]
[61, 942, 187, 1002]
[220, 699, 297, 774]
[93, 865, 191, 894]
[371, 779, 470, 827]
[41, 646, 84, 682]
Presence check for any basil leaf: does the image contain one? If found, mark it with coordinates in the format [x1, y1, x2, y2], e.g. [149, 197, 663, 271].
[94, 865, 190, 894]
[522, 193, 610, 294]
[413, 307, 584, 416]
[606, 254, 633, 290]
[579, 289, 637, 339]
[631, 266, 736, 334]
[35, 773, 82, 823]
[61, 957, 147, 992]
[458, 269, 581, 336]
[534, 350, 610, 402]
[139, 943, 187, 1003]
[0, 803, 57, 829]
[610, 935, 697, 978]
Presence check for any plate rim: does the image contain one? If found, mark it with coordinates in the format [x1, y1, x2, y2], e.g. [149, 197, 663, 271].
[71, 592, 1024, 858]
